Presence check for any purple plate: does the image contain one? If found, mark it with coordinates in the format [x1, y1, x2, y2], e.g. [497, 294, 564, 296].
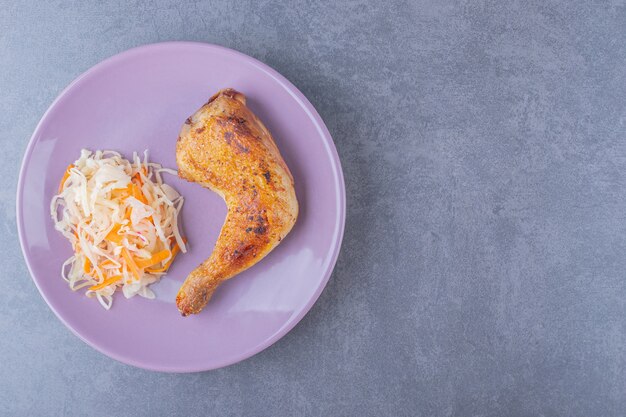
[16, 42, 345, 372]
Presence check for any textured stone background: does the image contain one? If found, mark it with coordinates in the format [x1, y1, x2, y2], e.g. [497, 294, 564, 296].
[2, 1, 626, 416]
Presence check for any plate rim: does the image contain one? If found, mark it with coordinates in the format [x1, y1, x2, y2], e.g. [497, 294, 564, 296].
[16, 41, 346, 372]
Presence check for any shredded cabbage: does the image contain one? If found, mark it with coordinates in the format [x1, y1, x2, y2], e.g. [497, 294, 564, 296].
[50, 149, 187, 310]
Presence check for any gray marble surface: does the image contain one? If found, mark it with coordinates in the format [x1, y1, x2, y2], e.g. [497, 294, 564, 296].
[2, 1, 626, 416]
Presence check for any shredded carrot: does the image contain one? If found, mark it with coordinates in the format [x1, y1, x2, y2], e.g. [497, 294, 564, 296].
[100, 259, 115, 268]
[146, 240, 184, 273]
[132, 172, 143, 186]
[121, 247, 141, 280]
[123, 207, 132, 221]
[110, 187, 130, 200]
[135, 250, 171, 269]
[105, 224, 124, 244]
[83, 257, 91, 274]
[88, 275, 122, 291]
[58, 164, 74, 193]
[136, 187, 148, 204]
[127, 183, 148, 205]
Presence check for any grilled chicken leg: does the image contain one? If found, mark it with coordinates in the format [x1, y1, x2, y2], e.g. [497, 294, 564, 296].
[175, 89, 298, 316]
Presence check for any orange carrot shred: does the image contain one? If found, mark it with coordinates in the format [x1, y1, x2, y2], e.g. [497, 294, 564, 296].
[121, 248, 141, 280]
[146, 239, 184, 273]
[83, 257, 91, 274]
[58, 164, 74, 193]
[110, 187, 130, 200]
[127, 183, 148, 205]
[100, 259, 115, 268]
[89, 275, 122, 291]
[105, 224, 124, 244]
[132, 172, 143, 186]
[135, 250, 171, 269]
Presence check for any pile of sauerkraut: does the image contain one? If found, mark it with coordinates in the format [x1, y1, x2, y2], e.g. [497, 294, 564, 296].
[50, 149, 186, 309]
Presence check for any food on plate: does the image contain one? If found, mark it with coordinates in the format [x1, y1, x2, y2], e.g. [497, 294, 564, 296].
[50, 149, 187, 309]
[175, 88, 298, 316]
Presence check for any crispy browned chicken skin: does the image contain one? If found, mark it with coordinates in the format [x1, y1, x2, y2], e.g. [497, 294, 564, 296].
[175, 89, 298, 316]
